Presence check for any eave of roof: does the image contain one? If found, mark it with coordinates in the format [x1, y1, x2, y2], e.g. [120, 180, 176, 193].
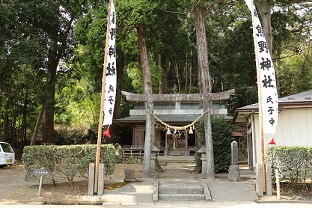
[115, 114, 201, 123]
[114, 114, 202, 128]
[234, 89, 312, 123]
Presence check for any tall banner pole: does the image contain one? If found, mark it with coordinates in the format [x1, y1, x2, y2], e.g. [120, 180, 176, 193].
[245, 0, 279, 193]
[94, 0, 115, 193]
[249, 2, 266, 193]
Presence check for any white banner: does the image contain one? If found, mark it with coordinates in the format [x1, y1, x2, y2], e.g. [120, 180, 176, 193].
[103, 0, 116, 125]
[245, 0, 278, 136]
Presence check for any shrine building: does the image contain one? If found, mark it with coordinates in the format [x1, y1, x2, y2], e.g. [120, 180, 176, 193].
[115, 101, 229, 156]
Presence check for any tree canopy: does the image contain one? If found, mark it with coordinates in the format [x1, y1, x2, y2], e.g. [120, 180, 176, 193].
[0, 0, 311, 145]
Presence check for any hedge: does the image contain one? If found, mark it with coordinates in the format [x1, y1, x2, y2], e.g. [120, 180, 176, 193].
[265, 146, 312, 184]
[22, 144, 116, 184]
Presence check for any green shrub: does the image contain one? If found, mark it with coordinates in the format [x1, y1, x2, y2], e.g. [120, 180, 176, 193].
[22, 144, 116, 184]
[197, 116, 237, 173]
[265, 146, 312, 185]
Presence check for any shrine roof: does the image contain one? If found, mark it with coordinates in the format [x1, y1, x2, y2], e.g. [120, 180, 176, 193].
[115, 101, 232, 127]
[115, 114, 200, 124]
[132, 102, 225, 110]
[234, 89, 312, 123]
[115, 103, 232, 127]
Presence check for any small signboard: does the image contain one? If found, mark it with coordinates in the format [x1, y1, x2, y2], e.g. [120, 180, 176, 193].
[33, 168, 49, 198]
[34, 168, 49, 176]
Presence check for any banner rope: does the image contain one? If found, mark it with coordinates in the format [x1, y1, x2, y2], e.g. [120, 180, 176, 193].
[146, 109, 210, 131]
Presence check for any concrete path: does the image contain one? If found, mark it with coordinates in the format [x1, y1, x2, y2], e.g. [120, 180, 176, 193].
[206, 179, 259, 201]
[87, 162, 258, 205]
[159, 162, 258, 202]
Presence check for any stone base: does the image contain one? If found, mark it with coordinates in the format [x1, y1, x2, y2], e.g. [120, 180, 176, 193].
[228, 165, 240, 181]
[124, 178, 136, 182]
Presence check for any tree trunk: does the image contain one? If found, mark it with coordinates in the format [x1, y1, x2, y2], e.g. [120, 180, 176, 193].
[137, 24, 152, 94]
[110, 36, 124, 144]
[175, 63, 181, 93]
[22, 92, 28, 144]
[275, 56, 280, 96]
[30, 106, 45, 145]
[158, 54, 168, 94]
[258, 0, 273, 55]
[136, 23, 154, 178]
[185, 53, 189, 93]
[3, 111, 9, 143]
[42, 39, 59, 144]
[115, 36, 124, 120]
[189, 51, 194, 93]
[194, 5, 215, 179]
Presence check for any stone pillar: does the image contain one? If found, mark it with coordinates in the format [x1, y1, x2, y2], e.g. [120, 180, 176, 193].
[228, 141, 240, 181]
[151, 146, 160, 173]
[266, 164, 272, 196]
[98, 163, 105, 195]
[88, 163, 95, 196]
[197, 146, 207, 178]
[256, 163, 264, 196]
[124, 167, 136, 182]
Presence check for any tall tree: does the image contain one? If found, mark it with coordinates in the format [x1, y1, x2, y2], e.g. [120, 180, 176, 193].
[1, 0, 91, 143]
[255, 0, 311, 95]
[194, 0, 215, 179]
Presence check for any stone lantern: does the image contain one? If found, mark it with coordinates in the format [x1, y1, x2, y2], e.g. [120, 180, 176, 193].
[197, 146, 207, 177]
[151, 146, 160, 173]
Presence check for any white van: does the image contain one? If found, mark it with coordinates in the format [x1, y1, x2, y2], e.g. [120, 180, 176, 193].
[0, 142, 15, 168]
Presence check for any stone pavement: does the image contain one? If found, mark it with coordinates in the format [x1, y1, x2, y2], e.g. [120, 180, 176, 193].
[80, 162, 259, 205]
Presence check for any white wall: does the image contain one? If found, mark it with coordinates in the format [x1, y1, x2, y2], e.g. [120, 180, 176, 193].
[252, 108, 312, 167]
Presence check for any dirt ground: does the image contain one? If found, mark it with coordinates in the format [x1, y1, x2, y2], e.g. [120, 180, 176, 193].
[275, 182, 312, 200]
[0, 162, 143, 203]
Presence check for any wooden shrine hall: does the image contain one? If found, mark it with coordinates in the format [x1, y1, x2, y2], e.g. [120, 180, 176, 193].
[115, 96, 230, 156]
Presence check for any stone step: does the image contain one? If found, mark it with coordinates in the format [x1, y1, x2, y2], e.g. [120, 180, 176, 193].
[158, 156, 195, 164]
[153, 179, 211, 202]
[159, 193, 206, 201]
[159, 183, 204, 194]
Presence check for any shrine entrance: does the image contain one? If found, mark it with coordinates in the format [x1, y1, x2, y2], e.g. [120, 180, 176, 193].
[115, 101, 225, 157]
[116, 89, 234, 178]
[163, 130, 196, 156]
[167, 133, 186, 155]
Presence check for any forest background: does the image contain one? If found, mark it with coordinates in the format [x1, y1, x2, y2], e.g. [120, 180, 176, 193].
[0, 0, 311, 150]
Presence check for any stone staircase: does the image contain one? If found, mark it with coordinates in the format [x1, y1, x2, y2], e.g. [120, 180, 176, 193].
[152, 158, 211, 202]
[154, 179, 210, 201]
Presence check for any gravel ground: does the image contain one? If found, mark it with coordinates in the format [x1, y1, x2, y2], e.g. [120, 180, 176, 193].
[0, 162, 38, 202]
[0, 162, 143, 203]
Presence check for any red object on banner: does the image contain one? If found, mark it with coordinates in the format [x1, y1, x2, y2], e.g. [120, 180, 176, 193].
[268, 138, 276, 145]
[103, 128, 111, 138]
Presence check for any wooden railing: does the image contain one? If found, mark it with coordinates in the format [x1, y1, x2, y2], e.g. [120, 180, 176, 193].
[122, 145, 144, 156]
[122, 145, 196, 156]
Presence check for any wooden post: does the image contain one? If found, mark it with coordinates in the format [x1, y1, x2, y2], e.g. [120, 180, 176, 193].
[37, 175, 43, 198]
[94, 0, 112, 193]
